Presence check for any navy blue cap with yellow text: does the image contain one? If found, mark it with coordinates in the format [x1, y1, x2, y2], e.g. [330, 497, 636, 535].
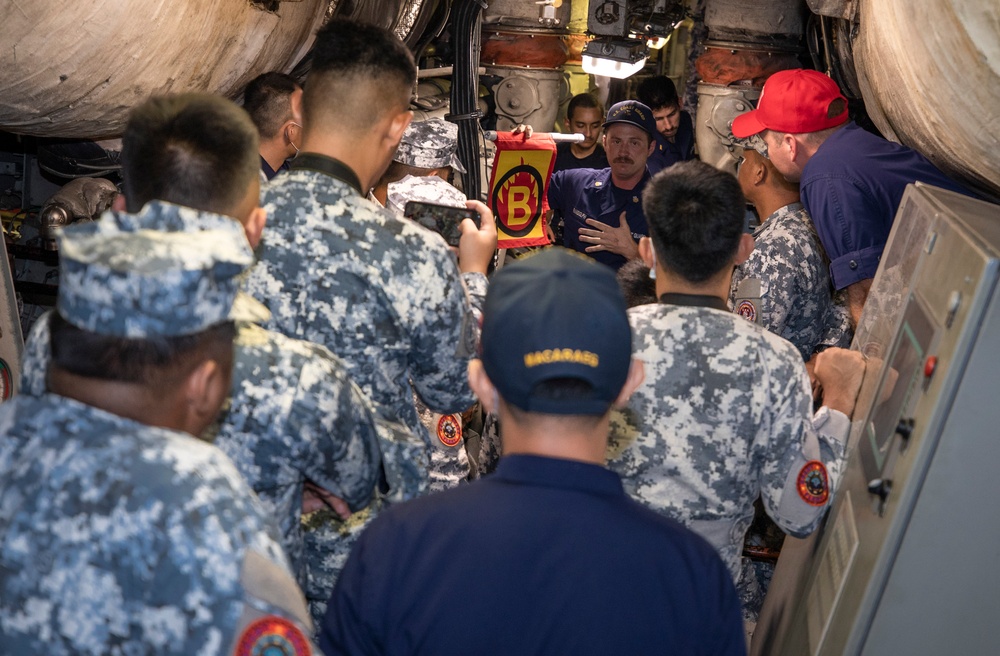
[603, 100, 657, 139]
[480, 248, 632, 416]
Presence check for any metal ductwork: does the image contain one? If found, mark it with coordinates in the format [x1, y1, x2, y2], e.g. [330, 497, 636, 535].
[695, 0, 805, 172]
[0, 0, 330, 139]
[481, 0, 571, 134]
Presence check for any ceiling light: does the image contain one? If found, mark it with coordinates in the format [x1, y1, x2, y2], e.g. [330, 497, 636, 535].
[581, 38, 649, 79]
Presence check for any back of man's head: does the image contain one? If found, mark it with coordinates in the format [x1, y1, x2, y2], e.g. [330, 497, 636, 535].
[480, 249, 632, 422]
[122, 93, 260, 217]
[567, 93, 604, 121]
[243, 72, 300, 140]
[636, 75, 680, 111]
[643, 160, 746, 283]
[304, 18, 416, 134]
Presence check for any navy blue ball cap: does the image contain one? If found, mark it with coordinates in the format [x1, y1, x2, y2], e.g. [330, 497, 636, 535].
[481, 248, 633, 416]
[604, 100, 657, 138]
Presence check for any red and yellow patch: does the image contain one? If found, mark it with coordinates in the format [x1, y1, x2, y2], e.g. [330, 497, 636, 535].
[236, 616, 311, 656]
[737, 300, 757, 323]
[797, 460, 829, 506]
[437, 414, 462, 448]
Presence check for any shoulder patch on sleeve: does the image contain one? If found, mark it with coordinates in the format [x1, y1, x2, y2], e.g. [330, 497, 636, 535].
[734, 277, 762, 324]
[236, 616, 311, 656]
[736, 299, 757, 323]
[797, 460, 829, 506]
[437, 414, 463, 447]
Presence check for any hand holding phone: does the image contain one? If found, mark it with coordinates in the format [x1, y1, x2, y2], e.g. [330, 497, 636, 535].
[458, 199, 498, 274]
[404, 201, 480, 247]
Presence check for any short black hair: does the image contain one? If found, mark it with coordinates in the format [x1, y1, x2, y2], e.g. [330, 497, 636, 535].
[636, 75, 680, 111]
[616, 258, 658, 308]
[503, 378, 605, 427]
[49, 312, 236, 385]
[243, 72, 300, 139]
[122, 93, 259, 216]
[566, 93, 604, 122]
[642, 160, 746, 283]
[304, 18, 416, 132]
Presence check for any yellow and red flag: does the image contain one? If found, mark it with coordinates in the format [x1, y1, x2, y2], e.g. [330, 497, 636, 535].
[488, 132, 556, 248]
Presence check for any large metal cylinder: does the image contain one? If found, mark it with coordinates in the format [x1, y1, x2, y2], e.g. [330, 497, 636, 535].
[481, 0, 569, 134]
[853, 0, 1000, 197]
[705, 0, 806, 46]
[695, 82, 761, 173]
[482, 0, 572, 29]
[696, 0, 804, 167]
[0, 0, 327, 139]
[488, 66, 565, 132]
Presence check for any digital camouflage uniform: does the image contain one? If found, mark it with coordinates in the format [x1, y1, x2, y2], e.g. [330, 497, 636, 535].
[19, 313, 395, 590]
[384, 170, 478, 485]
[605, 302, 851, 618]
[299, 417, 428, 629]
[393, 118, 467, 175]
[19, 202, 431, 632]
[730, 202, 853, 360]
[0, 206, 317, 653]
[246, 162, 485, 492]
[246, 154, 485, 622]
[386, 174, 468, 218]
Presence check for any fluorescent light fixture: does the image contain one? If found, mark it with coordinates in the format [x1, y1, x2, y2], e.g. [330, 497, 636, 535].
[581, 38, 649, 79]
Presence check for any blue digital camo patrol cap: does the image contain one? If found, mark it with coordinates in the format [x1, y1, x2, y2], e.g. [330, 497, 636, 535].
[480, 248, 632, 416]
[394, 118, 467, 173]
[56, 200, 255, 338]
[604, 100, 657, 138]
[730, 131, 770, 159]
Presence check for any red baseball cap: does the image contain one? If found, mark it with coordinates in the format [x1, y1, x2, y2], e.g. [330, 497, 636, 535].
[731, 69, 848, 138]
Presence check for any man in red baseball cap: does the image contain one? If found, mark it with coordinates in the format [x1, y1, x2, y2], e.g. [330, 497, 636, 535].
[732, 68, 971, 325]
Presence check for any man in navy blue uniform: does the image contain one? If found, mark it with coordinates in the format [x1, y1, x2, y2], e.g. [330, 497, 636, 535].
[548, 100, 657, 270]
[320, 248, 746, 656]
[732, 68, 971, 325]
[637, 75, 696, 174]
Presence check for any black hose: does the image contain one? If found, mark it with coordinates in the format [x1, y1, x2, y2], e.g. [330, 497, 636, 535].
[447, 0, 487, 200]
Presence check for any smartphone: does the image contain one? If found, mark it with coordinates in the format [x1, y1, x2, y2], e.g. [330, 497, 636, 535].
[404, 200, 480, 247]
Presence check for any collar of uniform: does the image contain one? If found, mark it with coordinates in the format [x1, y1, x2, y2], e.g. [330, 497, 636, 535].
[290, 153, 363, 195]
[260, 155, 277, 180]
[755, 201, 805, 238]
[658, 292, 729, 312]
[493, 454, 624, 497]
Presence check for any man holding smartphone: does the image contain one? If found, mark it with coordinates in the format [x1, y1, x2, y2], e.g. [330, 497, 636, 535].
[245, 19, 497, 494]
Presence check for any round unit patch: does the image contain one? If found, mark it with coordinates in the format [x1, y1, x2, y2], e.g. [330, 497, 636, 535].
[437, 414, 462, 448]
[736, 300, 757, 323]
[797, 461, 829, 506]
[236, 616, 311, 656]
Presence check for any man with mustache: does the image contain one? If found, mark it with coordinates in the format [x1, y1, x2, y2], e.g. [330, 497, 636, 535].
[547, 100, 657, 270]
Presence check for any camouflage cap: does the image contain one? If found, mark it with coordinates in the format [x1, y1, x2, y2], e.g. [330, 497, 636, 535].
[730, 131, 769, 159]
[56, 200, 255, 338]
[386, 174, 467, 217]
[393, 118, 467, 173]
